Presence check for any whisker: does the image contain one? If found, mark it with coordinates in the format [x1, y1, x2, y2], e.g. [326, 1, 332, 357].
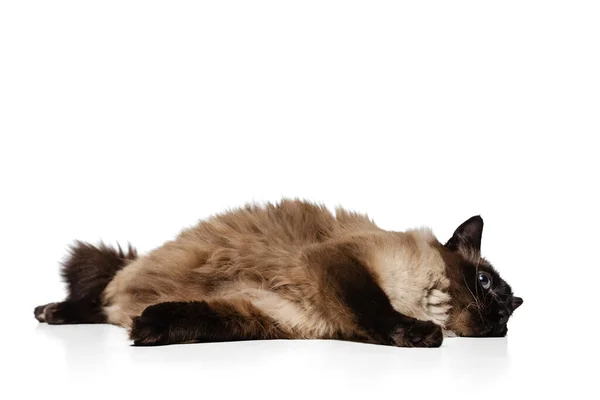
[456, 301, 477, 320]
[462, 270, 484, 323]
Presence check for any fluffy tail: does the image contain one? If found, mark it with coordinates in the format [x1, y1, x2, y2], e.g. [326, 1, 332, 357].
[34, 241, 138, 324]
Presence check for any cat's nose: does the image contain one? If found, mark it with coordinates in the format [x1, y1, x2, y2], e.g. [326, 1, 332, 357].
[512, 296, 523, 310]
[498, 310, 509, 325]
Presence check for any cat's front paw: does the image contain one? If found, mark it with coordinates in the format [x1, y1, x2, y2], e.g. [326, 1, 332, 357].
[391, 320, 443, 348]
[129, 306, 170, 346]
[422, 289, 452, 326]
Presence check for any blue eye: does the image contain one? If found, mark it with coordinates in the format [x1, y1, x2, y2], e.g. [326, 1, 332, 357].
[478, 272, 492, 289]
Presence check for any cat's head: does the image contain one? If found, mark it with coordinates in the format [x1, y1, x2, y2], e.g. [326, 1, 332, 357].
[441, 216, 523, 337]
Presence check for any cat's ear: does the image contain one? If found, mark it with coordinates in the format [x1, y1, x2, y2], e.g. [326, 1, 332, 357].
[445, 216, 484, 253]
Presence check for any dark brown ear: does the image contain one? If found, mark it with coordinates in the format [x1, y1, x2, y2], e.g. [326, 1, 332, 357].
[445, 216, 484, 253]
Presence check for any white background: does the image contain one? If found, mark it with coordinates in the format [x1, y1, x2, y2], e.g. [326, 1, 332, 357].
[1, 1, 598, 399]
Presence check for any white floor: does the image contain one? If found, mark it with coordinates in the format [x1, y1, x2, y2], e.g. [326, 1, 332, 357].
[4, 307, 592, 400]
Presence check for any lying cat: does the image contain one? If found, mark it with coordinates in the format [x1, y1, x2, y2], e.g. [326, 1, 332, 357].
[34, 199, 522, 347]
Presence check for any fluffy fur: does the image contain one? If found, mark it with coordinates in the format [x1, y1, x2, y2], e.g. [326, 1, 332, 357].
[34, 199, 522, 347]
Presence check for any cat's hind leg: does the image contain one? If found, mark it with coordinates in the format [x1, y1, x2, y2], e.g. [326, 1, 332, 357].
[34, 241, 137, 324]
[34, 301, 106, 324]
[130, 299, 290, 346]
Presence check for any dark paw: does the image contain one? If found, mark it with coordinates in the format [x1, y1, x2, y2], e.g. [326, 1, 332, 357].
[34, 304, 49, 322]
[34, 303, 63, 323]
[129, 305, 171, 346]
[392, 320, 443, 348]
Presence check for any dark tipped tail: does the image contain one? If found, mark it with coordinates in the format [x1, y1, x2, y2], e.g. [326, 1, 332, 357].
[34, 241, 138, 324]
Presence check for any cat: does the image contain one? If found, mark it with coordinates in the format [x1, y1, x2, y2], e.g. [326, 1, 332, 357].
[34, 199, 523, 347]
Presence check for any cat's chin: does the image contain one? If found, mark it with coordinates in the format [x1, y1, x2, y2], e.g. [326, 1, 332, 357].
[486, 324, 508, 337]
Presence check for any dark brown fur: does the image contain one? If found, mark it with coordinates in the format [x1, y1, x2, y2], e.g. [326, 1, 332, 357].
[131, 300, 289, 346]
